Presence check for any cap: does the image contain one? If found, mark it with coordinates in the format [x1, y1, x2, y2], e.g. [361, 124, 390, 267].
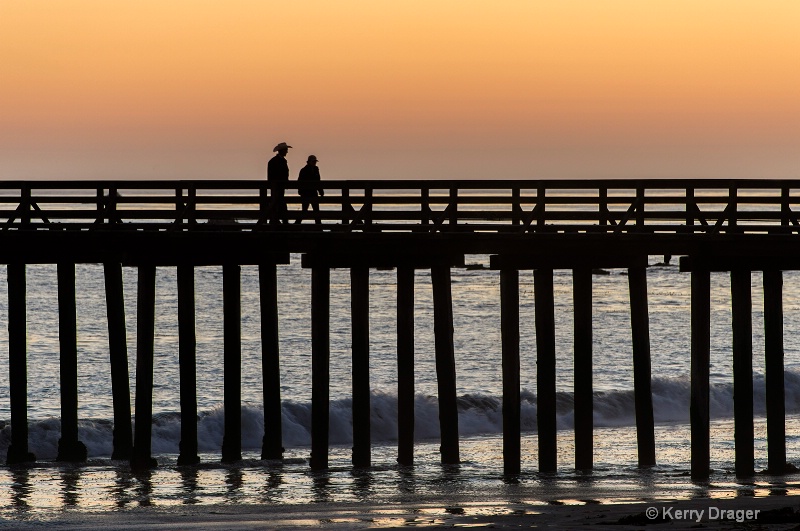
[307, 155, 318, 162]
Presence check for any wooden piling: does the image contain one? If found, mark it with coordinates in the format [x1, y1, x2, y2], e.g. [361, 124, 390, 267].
[628, 266, 656, 468]
[731, 269, 754, 477]
[177, 265, 200, 465]
[131, 265, 157, 470]
[310, 266, 331, 470]
[432, 265, 460, 465]
[396, 267, 415, 466]
[763, 270, 786, 474]
[260, 263, 283, 460]
[534, 268, 557, 473]
[104, 262, 132, 461]
[500, 268, 520, 475]
[221, 264, 242, 463]
[573, 268, 593, 471]
[690, 269, 711, 480]
[57, 262, 87, 462]
[6, 263, 35, 465]
[351, 266, 371, 467]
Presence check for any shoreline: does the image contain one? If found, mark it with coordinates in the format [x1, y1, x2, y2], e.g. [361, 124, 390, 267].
[5, 494, 800, 530]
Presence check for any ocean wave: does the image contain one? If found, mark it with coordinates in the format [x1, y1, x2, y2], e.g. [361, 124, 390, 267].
[3, 370, 800, 460]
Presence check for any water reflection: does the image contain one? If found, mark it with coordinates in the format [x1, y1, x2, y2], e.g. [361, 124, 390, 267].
[133, 469, 154, 507]
[350, 468, 374, 501]
[60, 466, 81, 507]
[180, 466, 200, 505]
[112, 468, 135, 508]
[310, 471, 331, 503]
[225, 467, 244, 502]
[260, 463, 284, 503]
[10, 467, 31, 511]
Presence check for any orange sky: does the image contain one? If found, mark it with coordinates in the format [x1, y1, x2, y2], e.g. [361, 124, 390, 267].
[1, 1, 799, 179]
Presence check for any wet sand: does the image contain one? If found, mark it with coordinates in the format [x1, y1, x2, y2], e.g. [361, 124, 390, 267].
[5, 494, 800, 530]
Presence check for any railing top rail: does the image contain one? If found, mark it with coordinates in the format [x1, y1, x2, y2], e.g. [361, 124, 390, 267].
[0, 178, 799, 191]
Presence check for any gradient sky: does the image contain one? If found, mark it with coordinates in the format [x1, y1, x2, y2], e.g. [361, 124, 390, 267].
[1, 1, 799, 180]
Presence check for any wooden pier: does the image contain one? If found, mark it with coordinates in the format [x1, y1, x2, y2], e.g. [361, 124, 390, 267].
[2, 178, 800, 479]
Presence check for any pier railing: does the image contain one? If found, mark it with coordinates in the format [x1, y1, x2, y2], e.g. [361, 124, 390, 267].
[2, 179, 800, 233]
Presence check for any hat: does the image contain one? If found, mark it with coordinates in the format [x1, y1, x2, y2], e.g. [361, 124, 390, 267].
[273, 142, 292, 152]
[307, 155, 318, 162]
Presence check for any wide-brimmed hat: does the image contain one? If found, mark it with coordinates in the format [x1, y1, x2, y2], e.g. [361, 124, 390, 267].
[307, 155, 318, 162]
[273, 142, 292, 152]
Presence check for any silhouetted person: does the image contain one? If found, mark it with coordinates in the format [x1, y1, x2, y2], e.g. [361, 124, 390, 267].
[267, 142, 291, 224]
[295, 155, 324, 225]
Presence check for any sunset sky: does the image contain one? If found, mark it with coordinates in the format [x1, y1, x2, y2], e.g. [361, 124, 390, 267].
[2, 1, 799, 180]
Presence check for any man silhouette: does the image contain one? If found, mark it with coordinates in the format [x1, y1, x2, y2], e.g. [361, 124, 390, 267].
[267, 142, 291, 224]
[295, 155, 324, 225]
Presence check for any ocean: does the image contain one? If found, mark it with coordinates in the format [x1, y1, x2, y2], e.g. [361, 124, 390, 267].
[2, 255, 800, 516]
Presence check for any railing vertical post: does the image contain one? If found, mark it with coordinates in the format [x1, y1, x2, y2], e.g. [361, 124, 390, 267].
[364, 188, 374, 228]
[310, 266, 331, 470]
[104, 262, 132, 460]
[260, 263, 283, 460]
[131, 264, 157, 470]
[629, 265, 656, 467]
[342, 188, 351, 225]
[432, 265, 460, 464]
[635, 187, 645, 230]
[781, 187, 790, 229]
[351, 266, 371, 467]
[599, 188, 608, 229]
[500, 268, 520, 475]
[536, 185, 546, 231]
[686, 188, 695, 232]
[534, 268, 557, 473]
[690, 268, 711, 480]
[6, 263, 35, 465]
[511, 188, 521, 226]
[57, 262, 87, 462]
[221, 264, 242, 463]
[21, 185, 31, 226]
[449, 188, 458, 227]
[729, 186, 738, 232]
[731, 269, 754, 477]
[177, 265, 200, 465]
[573, 267, 593, 471]
[763, 269, 786, 474]
[397, 266, 415, 466]
[421, 188, 430, 227]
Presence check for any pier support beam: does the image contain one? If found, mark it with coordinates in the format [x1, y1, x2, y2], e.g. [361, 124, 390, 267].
[351, 267, 371, 467]
[6, 263, 36, 465]
[432, 265, 460, 465]
[764, 270, 787, 474]
[260, 263, 283, 460]
[731, 269, 754, 478]
[104, 262, 132, 461]
[177, 265, 200, 465]
[573, 268, 593, 471]
[534, 268, 557, 473]
[221, 265, 242, 463]
[500, 268, 520, 475]
[131, 265, 158, 470]
[628, 266, 656, 468]
[396, 267, 415, 466]
[57, 262, 87, 462]
[690, 269, 711, 480]
[310, 267, 330, 470]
